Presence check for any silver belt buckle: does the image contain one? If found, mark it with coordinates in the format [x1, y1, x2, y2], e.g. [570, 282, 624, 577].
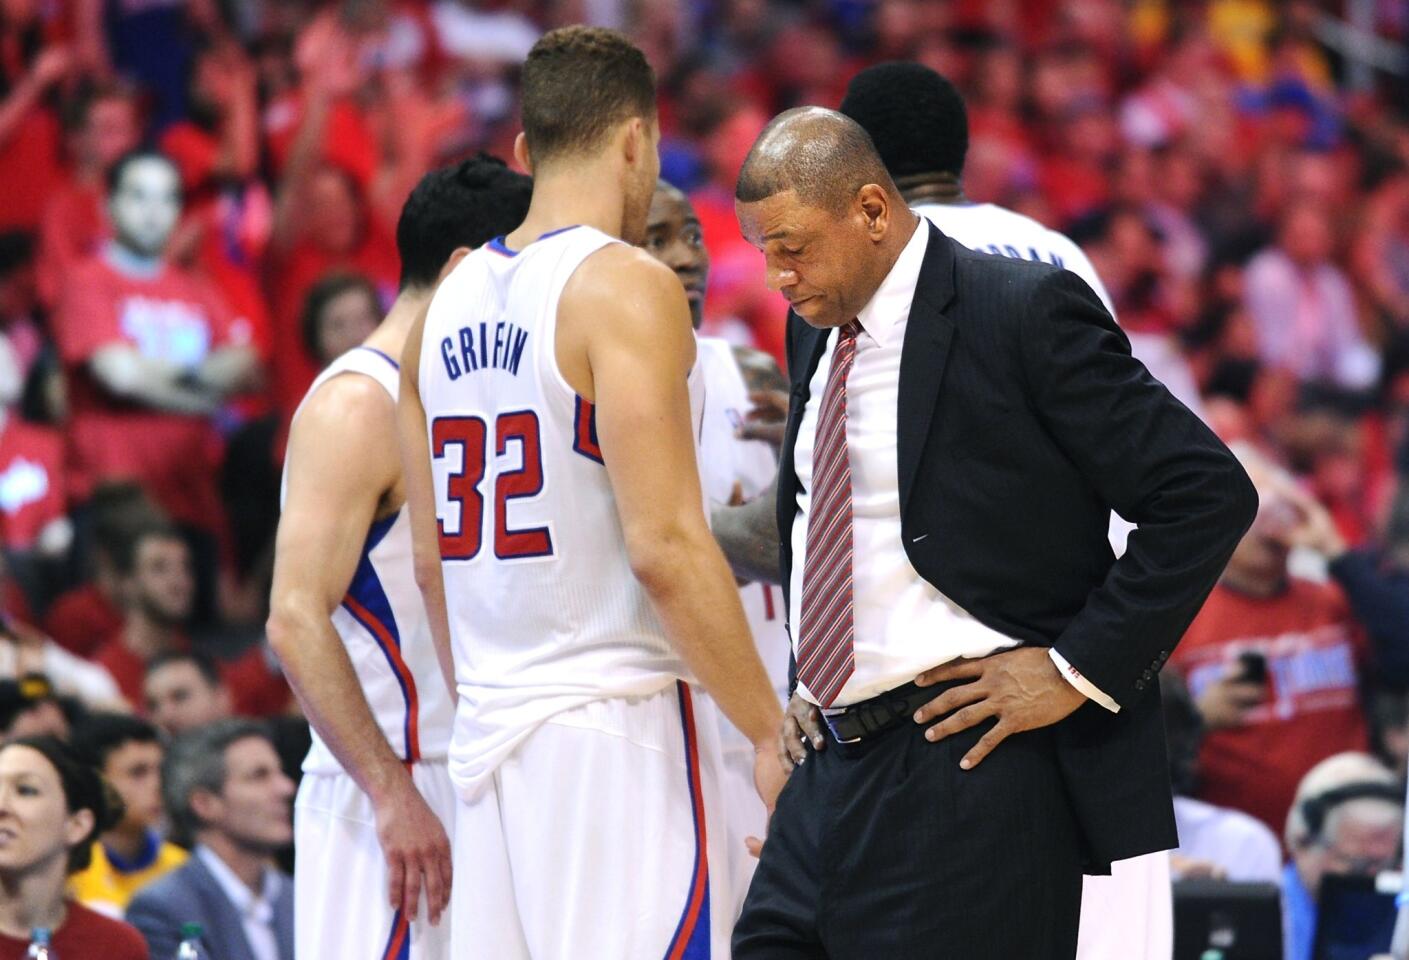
[821, 706, 863, 744]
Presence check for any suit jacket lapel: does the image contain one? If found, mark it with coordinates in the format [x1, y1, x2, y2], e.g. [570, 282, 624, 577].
[897, 223, 957, 514]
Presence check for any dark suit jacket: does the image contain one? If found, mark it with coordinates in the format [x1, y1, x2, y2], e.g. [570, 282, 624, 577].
[126, 852, 295, 960]
[777, 222, 1258, 867]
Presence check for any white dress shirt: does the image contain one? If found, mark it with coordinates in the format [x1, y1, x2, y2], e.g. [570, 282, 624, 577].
[788, 219, 1118, 711]
[196, 845, 283, 960]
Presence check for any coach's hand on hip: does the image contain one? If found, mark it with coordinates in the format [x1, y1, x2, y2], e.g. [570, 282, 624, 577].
[913, 647, 1087, 770]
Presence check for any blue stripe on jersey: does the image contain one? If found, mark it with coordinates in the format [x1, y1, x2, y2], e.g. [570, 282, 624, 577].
[359, 346, 400, 370]
[487, 225, 583, 258]
[342, 512, 417, 760]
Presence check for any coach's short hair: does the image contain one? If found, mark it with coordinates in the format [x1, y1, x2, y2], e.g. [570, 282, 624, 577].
[735, 107, 897, 214]
[106, 148, 181, 198]
[520, 26, 656, 164]
[840, 62, 969, 180]
[396, 153, 532, 290]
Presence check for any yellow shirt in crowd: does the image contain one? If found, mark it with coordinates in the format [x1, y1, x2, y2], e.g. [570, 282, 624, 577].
[68, 831, 189, 917]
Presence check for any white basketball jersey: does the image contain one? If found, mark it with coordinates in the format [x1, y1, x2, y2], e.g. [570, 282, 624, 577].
[695, 337, 790, 702]
[418, 225, 706, 800]
[281, 346, 455, 773]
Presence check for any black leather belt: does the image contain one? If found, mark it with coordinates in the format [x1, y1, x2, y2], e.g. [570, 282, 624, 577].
[819, 680, 944, 744]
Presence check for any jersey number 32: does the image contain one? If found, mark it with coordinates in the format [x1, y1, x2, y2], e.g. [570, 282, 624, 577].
[432, 412, 553, 561]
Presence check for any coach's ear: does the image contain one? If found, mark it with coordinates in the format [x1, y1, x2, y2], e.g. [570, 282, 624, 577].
[514, 132, 533, 175]
[439, 247, 473, 281]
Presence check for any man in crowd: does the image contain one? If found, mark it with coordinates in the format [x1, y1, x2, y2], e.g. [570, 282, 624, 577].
[269, 154, 532, 959]
[52, 148, 259, 563]
[92, 522, 197, 708]
[1170, 447, 1373, 836]
[68, 714, 188, 916]
[1282, 752, 1403, 960]
[143, 650, 232, 736]
[127, 719, 295, 960]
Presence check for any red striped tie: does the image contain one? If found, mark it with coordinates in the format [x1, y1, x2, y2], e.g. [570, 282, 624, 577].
[797, 320, 860, 707]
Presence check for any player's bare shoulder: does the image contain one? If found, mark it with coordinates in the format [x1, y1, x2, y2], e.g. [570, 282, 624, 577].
[287, 370, 401, 498]
[561, 241, 687, 318]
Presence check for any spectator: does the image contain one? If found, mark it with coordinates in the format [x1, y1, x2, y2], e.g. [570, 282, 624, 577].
[0, 677, 71, 741]
[36, 82, 141, 307]
[1169, 446, 1373, 836]
[0, 617, 121, 711]
[91, 523, 196, 709]
[298, 271, 382, 370]
[0, 735, 148, 958]
[0, 11, 68, 233]
[52, 148, 259, 540]
[43, 482, 163, 660]
[127, 719, 294, 960]
[1282, 752, 1403, 960]
[266, 21, 399, 421]
[142, 650, 230, 737]
[1162, 671, 1282, 883]
[1243, 200, 1380, 392]
[67, 714, 186, 917]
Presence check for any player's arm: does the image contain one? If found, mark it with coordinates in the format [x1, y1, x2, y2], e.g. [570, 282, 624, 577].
[398, 303, 457, 702]
[711, 477, 782, 585]
[266, 376, 451, 925]
[568, 249, 785, 790]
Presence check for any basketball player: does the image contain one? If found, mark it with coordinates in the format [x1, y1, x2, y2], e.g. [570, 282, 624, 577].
[267, 155, 532, 960]
[398, 27, 786, 959]
[641, 178, 791, 911]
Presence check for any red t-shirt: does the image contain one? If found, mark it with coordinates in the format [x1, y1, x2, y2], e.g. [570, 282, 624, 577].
[54, 254, 251, 528]
[0, 419, 65, 550]
[0, 901, 148, 960]
[0, 108, 63, 232]
[36, 180, 107, 308]
[43, 584, 123, 659]
[1171, 579, 1370, 836]
[95, 630, 290, 716]
[267, 227, 399, 422]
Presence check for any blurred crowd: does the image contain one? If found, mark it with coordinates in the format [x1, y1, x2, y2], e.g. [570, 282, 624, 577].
[0, 0, 1407, 955]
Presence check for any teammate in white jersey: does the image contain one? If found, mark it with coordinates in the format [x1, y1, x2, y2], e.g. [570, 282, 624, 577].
[268, 156, 531, 960]
[642, 179, 791, 913]
[398, 27, 785, 960]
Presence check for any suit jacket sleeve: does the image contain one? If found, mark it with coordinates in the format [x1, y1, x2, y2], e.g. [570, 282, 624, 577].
[1018, 269, 1258, 706]
[125, 888, 184, 960]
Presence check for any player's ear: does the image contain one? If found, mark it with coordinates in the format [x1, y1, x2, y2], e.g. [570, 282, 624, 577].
[623, 117, 645, 167]
[513, 133, 533, 175]
[439, 247, 473, 281]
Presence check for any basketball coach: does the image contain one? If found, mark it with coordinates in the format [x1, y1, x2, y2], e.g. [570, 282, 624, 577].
[729, 107, 1258, 959]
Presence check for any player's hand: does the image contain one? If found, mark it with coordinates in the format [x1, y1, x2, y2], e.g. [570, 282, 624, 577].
[745, 741, 789, 858]
[1195, 672, 1266, 730]
[779, 692, 824, 772]
[373, 777, 453, 925]
[912, 647, 1086, 770]
[736, 390, 789, 448]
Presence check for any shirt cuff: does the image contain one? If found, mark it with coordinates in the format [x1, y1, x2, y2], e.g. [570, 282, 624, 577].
[1049, 648, 1121, 714]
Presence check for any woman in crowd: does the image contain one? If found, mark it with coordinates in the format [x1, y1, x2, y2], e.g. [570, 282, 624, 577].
[0, 736, 148, 958]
